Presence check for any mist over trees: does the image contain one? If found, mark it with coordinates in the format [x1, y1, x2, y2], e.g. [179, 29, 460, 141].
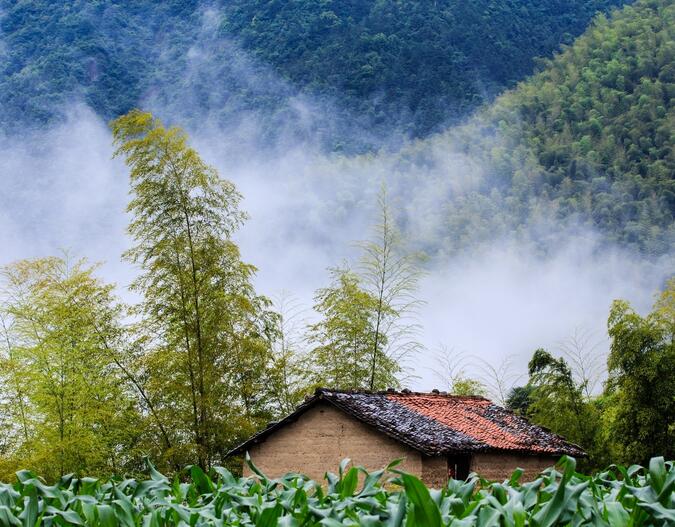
[434, 0, 675, 255]
[1, 112, 673, 478]
[0, 113, 427, 477]
[0, 0, 627, 142]
[0, 257, 141, 479]
[0, 0, 673, 482]
[1, 0, 672, 256]
[502, 281, 675, 469]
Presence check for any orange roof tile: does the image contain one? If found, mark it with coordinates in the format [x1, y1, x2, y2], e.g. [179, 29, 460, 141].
[229, 389, 586, 458]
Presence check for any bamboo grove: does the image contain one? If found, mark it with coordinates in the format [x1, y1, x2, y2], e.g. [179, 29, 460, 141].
[0, 111, 673, 481]
[0, 111, 423, 479]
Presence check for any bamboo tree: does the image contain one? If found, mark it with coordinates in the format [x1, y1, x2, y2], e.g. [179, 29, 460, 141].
[112, 110, 278, 468]
[606, 279, 675, 464]
[0, 314, 29, 441]
[0, 256, 141, 480]
[307, 267, 396, 389]
[268, 292, 309, 415]
[358, 186, 425, 389]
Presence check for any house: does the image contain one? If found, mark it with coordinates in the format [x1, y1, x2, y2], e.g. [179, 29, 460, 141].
[229, 388, 585, 486]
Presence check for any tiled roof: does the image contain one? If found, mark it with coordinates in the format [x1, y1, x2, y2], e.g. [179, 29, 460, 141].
[228, 388, 586, 457]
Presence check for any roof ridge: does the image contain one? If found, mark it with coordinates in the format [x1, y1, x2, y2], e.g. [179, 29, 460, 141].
[228, 386, 586, 458]
[315, 387, 490, 400]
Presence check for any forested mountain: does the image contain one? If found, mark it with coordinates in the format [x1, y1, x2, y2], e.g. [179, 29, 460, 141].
[0, 0, 671, 253]
[0, 1, 197, 128]
[224, 0, 629, 137]
[0, 0, 627, 141]
[396, 0, 673, 255]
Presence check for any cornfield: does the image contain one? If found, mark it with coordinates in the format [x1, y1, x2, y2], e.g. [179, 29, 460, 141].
[0, 456, 673, 526]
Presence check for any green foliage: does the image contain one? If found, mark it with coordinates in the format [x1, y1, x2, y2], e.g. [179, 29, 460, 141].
[0, 0, 196, 127]
[523, 349, 605, 468]
[0, 0, 626, 141]
[528, 349, 598, 449]
[307, 267, 400, 390]
[223, 0, 628, 137]
[451, 378, 488, 397]
[605, 278, 675, 464]
[0, 256, 142, 481]
[265, 294, 311, 416]
[357, 187, 424, 390]
[505, 385, 534, 415]
[111, 110, 279, 469]
[307, 189, 424, 391]
[506, 349, 608, 468]
[0, 456, 673, 526]
[436, 0, 675, 254]
[510, 277, 675, 469]
[2, 0, 671, 252]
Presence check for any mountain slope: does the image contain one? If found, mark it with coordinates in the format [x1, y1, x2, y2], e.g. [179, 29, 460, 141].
[0, 1, 198, 129]
[223, 0, 629, 138]
[408, 0, 673, 254]
[0, 0, 627, 143]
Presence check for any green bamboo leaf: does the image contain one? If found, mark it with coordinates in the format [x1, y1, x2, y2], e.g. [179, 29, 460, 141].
[112, 498, 137, 527]
[358, 468, 384, 496]
[18, 487, 37, 527]
[145, 457, 168, 483]
[603, 501, 629, 527]
[96, 504, 118, 527]
[256, 503, 283, 527]
[339, 459, 351, 479]
[477, 507, 501, 526]
[386, 494, 407, 527]
[44, 507, 84, 526]
[509, 468, 524, 486]
[532, 475, 587, 527]
[190, 465, 214, 494]
[656, 469, 675, 505]
[245, 452, 269, 482]
[320, 519, 347, 527]
[637, 501, 675, 522]
[142, 510, 162, 527]
[386, 459, 404, 471]
[278, 516, 299, 527]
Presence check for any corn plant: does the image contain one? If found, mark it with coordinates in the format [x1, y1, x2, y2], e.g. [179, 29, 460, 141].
[0, 455, 673, 526]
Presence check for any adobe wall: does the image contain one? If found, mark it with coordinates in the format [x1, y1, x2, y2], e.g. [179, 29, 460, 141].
[470, 452, 558, 482]
[243, 402, 423, 483]
[421, 455, 448, 488]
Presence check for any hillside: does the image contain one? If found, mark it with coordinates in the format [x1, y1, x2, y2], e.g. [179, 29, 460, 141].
[1, 0, 671, 254]
[0, 0, 197, 128]
[0, 0, 627, 142]
[224, 0, 629, 137]
[400, 0, 673, 255]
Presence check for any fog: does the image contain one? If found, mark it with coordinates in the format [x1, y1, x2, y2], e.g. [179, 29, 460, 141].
[1, 15, 672, 396]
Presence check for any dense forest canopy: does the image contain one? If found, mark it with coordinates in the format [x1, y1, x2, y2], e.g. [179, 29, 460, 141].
[6, 1, 672, 254]
[0, 0, 628, 141]
[224, 0, 630, 137]
[383, 0, 673, 255]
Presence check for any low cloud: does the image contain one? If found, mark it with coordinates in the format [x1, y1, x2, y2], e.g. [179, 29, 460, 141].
[1, 17, 671, 396]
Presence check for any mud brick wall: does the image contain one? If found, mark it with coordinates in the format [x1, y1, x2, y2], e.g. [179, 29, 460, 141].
[243, 402, 422, 482]
[470, 452, 558, 481]
[421, 455, 448, 487]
